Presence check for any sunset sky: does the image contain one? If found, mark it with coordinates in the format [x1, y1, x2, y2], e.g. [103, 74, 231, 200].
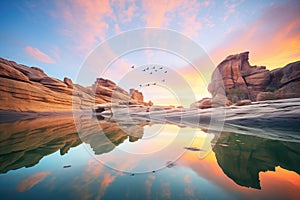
[0, 0, 299, 105]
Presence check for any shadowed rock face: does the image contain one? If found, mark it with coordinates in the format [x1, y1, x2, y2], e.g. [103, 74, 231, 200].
[208, 52, 300, 102]
[213, 132, 300, 189]
[0, 57, 144, 112]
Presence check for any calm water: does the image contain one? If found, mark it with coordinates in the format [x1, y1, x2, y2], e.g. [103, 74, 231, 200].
[1, 115, 300, 199]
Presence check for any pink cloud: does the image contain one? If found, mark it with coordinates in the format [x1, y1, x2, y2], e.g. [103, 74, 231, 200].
[24, 46, 56, 64]
[55, 0, 113, 54]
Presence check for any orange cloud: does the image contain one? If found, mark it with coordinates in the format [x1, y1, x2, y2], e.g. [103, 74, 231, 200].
[210, 1, 300, 69]
[17, 171, 51, 192]
[24, 46, 56, 64]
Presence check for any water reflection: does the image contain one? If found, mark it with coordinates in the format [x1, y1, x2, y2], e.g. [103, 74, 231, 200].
[0, 114, 300, 199]
[213, 131, 300, 189]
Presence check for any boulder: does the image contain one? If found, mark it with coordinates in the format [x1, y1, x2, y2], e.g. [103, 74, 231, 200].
[190, 98, 212, 109]
[256, 92, 275, 101]
[234, 99, 252, 106]
[64, 77, 74, 89]
[130, 89, 144, 104]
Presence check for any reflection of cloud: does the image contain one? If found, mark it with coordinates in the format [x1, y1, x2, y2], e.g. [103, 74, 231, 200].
[24, 46, 56, 64]
[17, 171, 51, 192]
[161, 181, 171, 199]
[97, 173, 116, 200]
[145, 180, 152, 200]
[211, 0, 300, 69]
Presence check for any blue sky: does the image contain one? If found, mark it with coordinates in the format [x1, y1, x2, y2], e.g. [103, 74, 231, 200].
[0, 0, 299, 104]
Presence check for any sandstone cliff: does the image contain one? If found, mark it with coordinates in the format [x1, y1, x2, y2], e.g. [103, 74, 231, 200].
[208, 52, 300, 103]
[0, 57, 145, 112]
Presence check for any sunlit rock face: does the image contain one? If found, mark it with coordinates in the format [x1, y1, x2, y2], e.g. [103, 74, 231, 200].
[0, 58, 145, 112]
[208, 52, 300, 102]
[208, 52, 270, 102]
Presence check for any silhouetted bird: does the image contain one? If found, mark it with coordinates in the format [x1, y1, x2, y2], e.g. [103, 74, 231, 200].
[146, 67, 149, 70]
[143, 69, 146, 71]
[131, 65, 134, 68]
[153, 83, 156, 85]
[153, 66, 155, 69]
[150, 72, 152, 74]
[162, 79, 165, 82]
[139, 84, 142, 87]
[164, 71, 167, 73]
[159, 67, 163, 69]
[147, 84, 150, 86]
[155, 69, 157, 72]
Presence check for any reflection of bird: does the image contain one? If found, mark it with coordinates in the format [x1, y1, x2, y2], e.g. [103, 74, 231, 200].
[131, 65, 134, 68]
[131, 173, 135, 176]
[143, 69, 146, 72]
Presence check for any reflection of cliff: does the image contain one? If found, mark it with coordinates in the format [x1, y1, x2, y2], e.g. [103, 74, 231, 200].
[80, 118, 144, 155]
[0, 116, 145, 174]
[213, 132, 300, 189]
[0, 116, 81, 174]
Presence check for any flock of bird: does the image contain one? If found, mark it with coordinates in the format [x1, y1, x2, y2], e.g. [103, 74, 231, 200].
[131, 65, 167, 88]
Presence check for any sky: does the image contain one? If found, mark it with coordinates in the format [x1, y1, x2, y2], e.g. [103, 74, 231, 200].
[0, 0, 299, 105]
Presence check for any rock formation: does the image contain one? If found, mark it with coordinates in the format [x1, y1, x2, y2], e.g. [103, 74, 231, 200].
[208, 52, 270, 102]
[208, 52, 300, 102]
[0, 57, 147, 112]
[130, 89, 144, 104]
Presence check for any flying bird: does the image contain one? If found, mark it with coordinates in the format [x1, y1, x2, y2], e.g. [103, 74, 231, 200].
[150, 72, 152, 74]
[131, 65, 134, 68]
[164, 71, 167, 73]
[162, 79, 165, 82]
[159, 67, 163, 69]
[152, 66, 155, 69]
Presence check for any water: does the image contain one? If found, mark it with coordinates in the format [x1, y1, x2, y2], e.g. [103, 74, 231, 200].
[0, 115, 300, 199]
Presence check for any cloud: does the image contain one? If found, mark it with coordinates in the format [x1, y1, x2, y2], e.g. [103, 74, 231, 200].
[17, 171, 51, 192]
[210, 0, 300, 69]
[223, 0, 244, 21]
[55, 0, 114, 54]
[24, 46, 56, 64]
[141, 0, 203, 38]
